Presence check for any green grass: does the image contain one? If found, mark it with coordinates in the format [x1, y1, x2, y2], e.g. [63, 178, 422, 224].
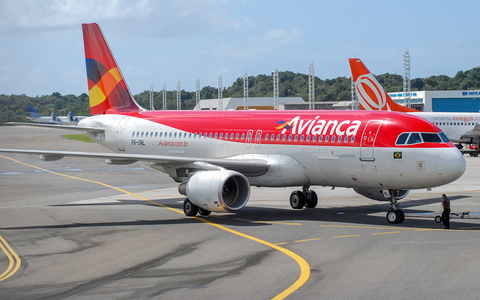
[61, 134, 96, 143]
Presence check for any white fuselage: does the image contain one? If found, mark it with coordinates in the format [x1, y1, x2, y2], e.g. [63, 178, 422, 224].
[80, 114, 466, 191]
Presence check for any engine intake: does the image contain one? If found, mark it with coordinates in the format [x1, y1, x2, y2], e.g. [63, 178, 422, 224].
[178, 170, 250, 212]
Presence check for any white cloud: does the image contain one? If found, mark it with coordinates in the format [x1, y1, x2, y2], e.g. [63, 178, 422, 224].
[0, 0, 236, 37]
[263, 29, 303, 45]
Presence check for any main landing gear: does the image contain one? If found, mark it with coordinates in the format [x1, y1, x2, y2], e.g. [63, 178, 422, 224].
[183, 199, 211, 217]
[386, 190, 405, 224]
[290, 185, 318, 209]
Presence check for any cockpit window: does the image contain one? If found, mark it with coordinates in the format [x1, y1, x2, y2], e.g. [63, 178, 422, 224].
[396, 132, 448, 145]
[396, 133, 409, 145]
[438, 132, 450, 143]
[421, 133, 442, 143]
[407, 133, 422, 144]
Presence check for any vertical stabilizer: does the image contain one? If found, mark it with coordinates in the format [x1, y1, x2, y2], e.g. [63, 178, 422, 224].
[349, 58, 419, 112]
[28, 106, 42, 118]
[82, 23, 142, 115]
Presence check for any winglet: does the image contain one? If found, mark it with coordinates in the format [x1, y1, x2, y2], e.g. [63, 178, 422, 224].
[82, 23, 142, 115]
[349, 58, 419, 112]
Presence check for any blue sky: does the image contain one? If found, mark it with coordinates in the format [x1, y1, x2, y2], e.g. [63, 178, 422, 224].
[1, 0, 479, 97]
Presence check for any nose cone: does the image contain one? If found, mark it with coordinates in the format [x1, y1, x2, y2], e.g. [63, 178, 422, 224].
[436, 149, 466, 185]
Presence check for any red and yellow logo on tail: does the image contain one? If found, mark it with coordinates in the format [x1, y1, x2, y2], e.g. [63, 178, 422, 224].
[83, 23, 140, 115]
[349, 58, 419, 112]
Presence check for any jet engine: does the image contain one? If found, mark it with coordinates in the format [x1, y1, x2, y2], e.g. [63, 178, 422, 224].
[178, 170, 250, 212]
[354, 188, 409, 201]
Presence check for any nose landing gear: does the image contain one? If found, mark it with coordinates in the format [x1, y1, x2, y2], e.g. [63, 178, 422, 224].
[386, 190, 405, 224]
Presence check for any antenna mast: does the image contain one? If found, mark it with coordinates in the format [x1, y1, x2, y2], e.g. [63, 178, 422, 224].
[243, 71, 249, 110]
[273, 68, 279, 110]
[176, 81, 181, 110]
[218, 75, 223, 110]
[308, 63, 315, 110]
[403, 50, 411, 108]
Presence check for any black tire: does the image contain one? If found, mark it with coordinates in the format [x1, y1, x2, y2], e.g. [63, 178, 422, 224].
[386, 210, 399, 224]
[305, 190, 318, 209]
[198, 208, 211, 216]
[290, 191, 305, 209]
[435, 215, 442, 223]
[397, 210, 405, 224]
[183, 199, 199, 216]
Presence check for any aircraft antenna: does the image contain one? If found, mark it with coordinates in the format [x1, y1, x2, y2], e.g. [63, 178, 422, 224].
[273, 68, 279, 110]
[218, 75, 223, 110]
[308, 63, 315, 110]
[243, 71, 249, 110]
[177, 81, 181, 110]
[162, 83, 166, 110]
[403, 49, 411, 108]
[149, 85, 155, 111]
[196, 78, 200, 110]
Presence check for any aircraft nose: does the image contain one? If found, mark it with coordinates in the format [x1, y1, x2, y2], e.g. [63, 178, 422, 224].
[435, 148, 466, 184]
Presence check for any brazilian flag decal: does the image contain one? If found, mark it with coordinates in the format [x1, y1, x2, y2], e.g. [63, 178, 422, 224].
[394, 152, 403, 159]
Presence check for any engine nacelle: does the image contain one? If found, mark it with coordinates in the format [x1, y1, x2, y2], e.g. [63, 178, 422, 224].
[178, 170, 250, 212]
[354, 188, 410, 201]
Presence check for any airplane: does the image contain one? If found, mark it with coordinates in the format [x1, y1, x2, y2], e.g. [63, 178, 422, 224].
[0, 23, 467, 224]
[26, 105, 85, 125]
[349, 58, 480, 147]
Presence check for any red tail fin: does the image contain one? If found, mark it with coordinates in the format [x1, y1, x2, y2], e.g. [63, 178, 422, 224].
[82, 23, 142, 115]
[349, 58, 419, 112]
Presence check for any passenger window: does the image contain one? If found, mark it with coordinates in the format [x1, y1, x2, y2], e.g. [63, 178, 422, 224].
[344, 136, 348, 143]
[265, 134, 269, 140]
[351, 136, 355, 143]
[236, 133, 239, 140]
[407, 133, 422, 144]
[325, 136, 329, 142]
[277, 134, 280, 141]
[396, 133, 409, 145]
[132, 132, 135, 137]
[421, 133, 442, 143]
[312, 135, 317, 142]
[319, 135, 323, 142]
[241, 133, 245, 140]
[214, 133, 218, 139]
[331, 136, 336, 142]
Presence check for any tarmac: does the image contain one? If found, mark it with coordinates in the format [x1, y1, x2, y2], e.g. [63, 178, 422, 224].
[1, 125, 480, 300]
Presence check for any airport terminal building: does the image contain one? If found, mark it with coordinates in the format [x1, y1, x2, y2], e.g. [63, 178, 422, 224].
[389, 90, 480, 112]
[195, 90, 480, 112]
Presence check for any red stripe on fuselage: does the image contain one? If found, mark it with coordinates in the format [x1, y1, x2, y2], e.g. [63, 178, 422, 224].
[113, 110, 453, 149]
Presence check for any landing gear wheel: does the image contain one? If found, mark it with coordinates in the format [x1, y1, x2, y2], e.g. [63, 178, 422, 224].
[290, 191, 305, 209]
[398, 210, 405, 223]
[435, 215, 442, 223]
[183, 199, 199, 216]
[305, 190, 318, 209]
[198, 208, 211, 216]
[387, 210, 399, 224]
[386, 209, 405, 224]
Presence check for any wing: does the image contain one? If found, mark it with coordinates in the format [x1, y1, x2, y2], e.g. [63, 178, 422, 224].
[460, 124, 480, 143]
[0, 149, 270, 178]
[5, 122, 104, 134]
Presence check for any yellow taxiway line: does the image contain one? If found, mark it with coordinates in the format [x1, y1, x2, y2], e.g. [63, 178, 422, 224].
[0, 154, 310, 299]
[0, 235, 21, 282]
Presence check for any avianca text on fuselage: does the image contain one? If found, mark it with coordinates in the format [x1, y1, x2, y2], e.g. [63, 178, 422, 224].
[277, 116, 361, 136]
